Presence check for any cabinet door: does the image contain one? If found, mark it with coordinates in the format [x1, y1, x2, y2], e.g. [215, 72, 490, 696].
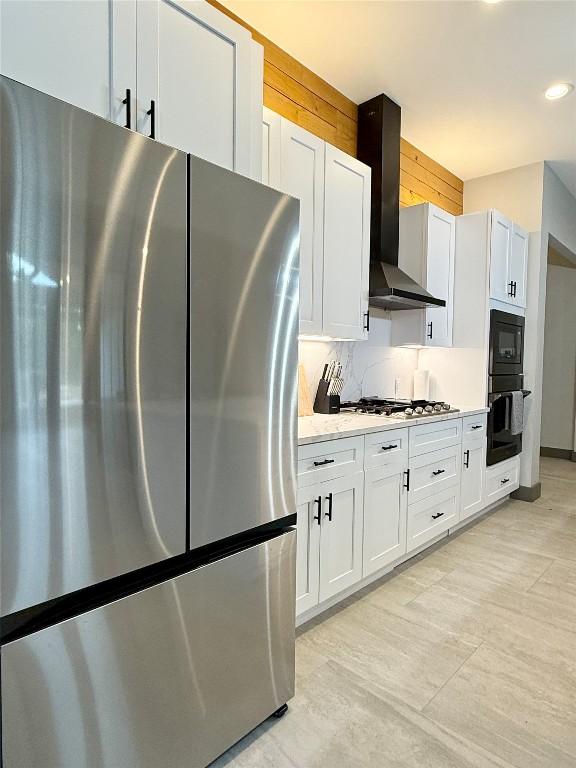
[461, 442, 485, 521]
[262, 106, 281, 187]
[323, 145, 371, 340]
[509, 223, 528, 308]
[425, 206, 455, 347]
[296, 485, 322, 616]
[137, 0, 253, 174]
[319, 472, 364, 602]
[489, 210, 513, 303]
[280, 121, 325, 335]
[0, 0, 135, 124]
[363, 465, 407, 577]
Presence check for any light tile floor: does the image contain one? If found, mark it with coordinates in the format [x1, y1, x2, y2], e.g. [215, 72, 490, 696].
[212, 458, 576, 768]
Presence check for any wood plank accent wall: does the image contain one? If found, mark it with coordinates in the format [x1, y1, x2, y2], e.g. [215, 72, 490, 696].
[208, 0, 463, 215]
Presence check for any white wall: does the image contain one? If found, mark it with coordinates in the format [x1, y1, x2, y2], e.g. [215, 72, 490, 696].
[540, 262, 576, 451]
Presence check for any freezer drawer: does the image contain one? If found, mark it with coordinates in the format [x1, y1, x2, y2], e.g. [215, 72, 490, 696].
[1, 530, 296, 768]
[0, 77, 187, 615]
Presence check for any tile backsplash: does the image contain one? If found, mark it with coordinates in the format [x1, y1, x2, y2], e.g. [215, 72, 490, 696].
[299, 315, 418, 403]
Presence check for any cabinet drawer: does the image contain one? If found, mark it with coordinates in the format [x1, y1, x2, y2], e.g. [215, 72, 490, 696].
[364, 428, 409, 469]
[408, 445, 460, 504]
[462, 414, 487, 442]
[485, 456, 520, 506]
[407, 486, 460, 554]
[409, 418, 462, 457]
[298, 436, 364, 487]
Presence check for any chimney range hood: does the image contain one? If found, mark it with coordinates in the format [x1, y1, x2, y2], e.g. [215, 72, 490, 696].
[357, 94, 446, 311]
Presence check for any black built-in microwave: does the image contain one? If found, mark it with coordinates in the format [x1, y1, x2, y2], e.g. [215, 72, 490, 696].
[489, 309, 524, 376]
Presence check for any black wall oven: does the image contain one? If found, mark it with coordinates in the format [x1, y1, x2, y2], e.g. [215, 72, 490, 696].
[487, 311, 529, 466]
[489, 309, 524, 376]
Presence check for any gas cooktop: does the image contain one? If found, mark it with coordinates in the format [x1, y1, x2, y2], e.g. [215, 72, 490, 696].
[339, 397, 459, 419]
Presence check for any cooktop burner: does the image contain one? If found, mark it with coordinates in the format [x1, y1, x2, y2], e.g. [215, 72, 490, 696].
[339, 397, 459, 418]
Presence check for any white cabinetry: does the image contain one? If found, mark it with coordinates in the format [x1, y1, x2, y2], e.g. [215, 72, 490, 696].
[295, 485, 321, 615]
[392, 203, 455, 347]
[262, 114, 370, 338]
[322, 145, 371, 340]
[460, 414, 487, 521]
[489, 210, 528, 310]
[0, 0, 135, 125]
[137, 0, 257, 174]
[1, 0, 262, 173]
[484, 455, 520, 506]
[363, 464, 407, 577]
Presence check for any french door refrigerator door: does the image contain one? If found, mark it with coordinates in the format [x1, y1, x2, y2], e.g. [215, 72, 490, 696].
[1, 530, 296, 768]
[188, 157, 299, 550]
[0, 77, 187, 615]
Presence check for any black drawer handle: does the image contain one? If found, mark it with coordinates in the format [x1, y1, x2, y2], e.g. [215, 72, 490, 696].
[313, 496, 322, 526]
[432, 511, 445, 520]
[381, 444, 398, 451]
[432, 469, 446, 476]
[324, 492, 333, 521]
[501, 477, 510, 485]
[363, 311, 370, 331]
[471, 425, 483, 430]
[313, 458, 335, 467]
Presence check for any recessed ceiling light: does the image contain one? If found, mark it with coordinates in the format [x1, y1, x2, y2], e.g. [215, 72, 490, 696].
[545, 83, 574, 100]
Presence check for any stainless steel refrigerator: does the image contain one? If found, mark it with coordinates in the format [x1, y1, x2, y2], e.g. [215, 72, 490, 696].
[0, 76, 299, 768]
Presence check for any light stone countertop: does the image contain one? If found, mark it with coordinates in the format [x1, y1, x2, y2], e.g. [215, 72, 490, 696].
[298, 406, 489, 446]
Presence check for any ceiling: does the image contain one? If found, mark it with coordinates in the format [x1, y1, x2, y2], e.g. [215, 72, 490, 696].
[223, 0, 576, 197]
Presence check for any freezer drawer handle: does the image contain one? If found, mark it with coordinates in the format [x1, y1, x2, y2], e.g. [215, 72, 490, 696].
[313, 496, 322, 526]
[313, 458, 335, 467]
[147, 100, 156, 139]
[431, 511, 445, 520]
[501, 477, 510, 485]
[381, 444, 398, 451]
[432, 469, 446, 476]
[122, 88, 131, 129]
[324, 493, 333, 521]
[464, 449, 470, 469]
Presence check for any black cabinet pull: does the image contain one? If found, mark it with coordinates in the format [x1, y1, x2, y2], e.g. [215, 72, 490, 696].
[427, 321, 433, 339]
[122, 88, 131, 129]
[513, 281, 517, 298]
[501, 477, 510, 485]
[313, 496, 322, 526]
[147, 100, 156, 139]
[324, 492, 333, 521]
[363, 311, 370, 332]
[471, 424, 483, 430]
[381, 444, 398, 451]
[431, 511, 445, 520]
[313, 458, 334, 467]
[432, 469, 446, 476]
[403, 469, 410, 491]
[508, 281, 514, 297]
[464, 449, 470, 469]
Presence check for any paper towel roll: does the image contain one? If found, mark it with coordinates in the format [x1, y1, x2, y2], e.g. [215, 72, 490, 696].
[413, 369, 430, 401]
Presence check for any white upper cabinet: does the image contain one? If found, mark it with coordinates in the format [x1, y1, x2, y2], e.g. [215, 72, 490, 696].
[392, 203, 455, 347]
[489, 210, 528, 309]
[0, 0, 136, 125]
[262, 114, 370, 338]
[279, 121, 325, 335]
[322, 145, 371, 340]
[137, 0, 256, 175]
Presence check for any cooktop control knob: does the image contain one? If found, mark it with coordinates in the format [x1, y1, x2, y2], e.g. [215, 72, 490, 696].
[404, 407, 414, 416]
[424, 405, 434, 413]
[414, 406, 424, 415]
[442, 403, 451, 411]
[433, 404, 443, 411]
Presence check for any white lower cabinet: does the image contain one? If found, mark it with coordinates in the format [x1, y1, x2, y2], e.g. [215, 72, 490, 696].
[407, 485, 460, 554]
[484, 455, 520, 507]
[408, 445, 460, 504]
[296, 471, 364, 616]
[363, 464, 408, 577]
[461, 441, 486, 521]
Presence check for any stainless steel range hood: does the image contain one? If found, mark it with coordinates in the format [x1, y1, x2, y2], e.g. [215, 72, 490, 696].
[358, 94, 446, 311]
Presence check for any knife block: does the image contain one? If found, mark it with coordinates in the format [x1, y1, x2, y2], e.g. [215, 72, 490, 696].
[313, 379, 340, 414]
